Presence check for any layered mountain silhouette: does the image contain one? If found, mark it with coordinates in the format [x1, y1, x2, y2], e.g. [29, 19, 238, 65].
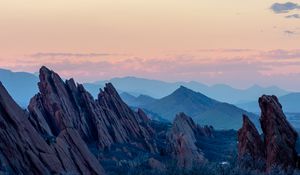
[120, 92, 156, 107]
[94, 76, 289, 103]
[0, 66, 299, 174]
[238, 92, 300, 113]
[1, 68, 291, 109]
[0, 68, 38, 107]
[137, 86, 258, 130]
[0, 66, 237, 174]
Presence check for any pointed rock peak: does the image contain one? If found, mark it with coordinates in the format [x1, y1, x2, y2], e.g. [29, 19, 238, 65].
[242, 114, 256, 129]
[39, 66, 51, 74]
[238, 114, 265, 170]
[167, 112, 206, 168]
[66, 78, 76, 86]
[259, 95, 282, 110]
[172, 113, 198, 137]
[98, 83, 122, 101]
[174, 112, 193, 123]
[39, 66, 60, 81]
[259, 95, 298, 171]
[173, 112, 213, 137]
[98, 83, 118, 97]
[173, 113, 196, 130]
[38, 66, 65, 90]
[240, 114, 260, 138]
[65, 78, 78, 91]
[176, 85, 192, 93]
[103, 83, 118, 95]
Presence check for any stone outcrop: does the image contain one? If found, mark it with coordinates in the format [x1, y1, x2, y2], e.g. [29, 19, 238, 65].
[0, 82, 105, 174]
[238, 95, 298, 172]
[259, 95, 298, 171]
[28, 66, 157, 152]
[166, 112, 209, 169]
[97, 83, 156, 152]
[238, 115, 265, 169]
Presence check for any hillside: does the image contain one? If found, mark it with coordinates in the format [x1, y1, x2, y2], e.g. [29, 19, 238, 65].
[120, 92, 156, 107]
[94, 77, 289, 104]
[143, 86, 258, 130]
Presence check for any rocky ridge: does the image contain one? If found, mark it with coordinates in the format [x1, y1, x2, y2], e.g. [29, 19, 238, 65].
[166, 112, 213, 168]
[28, 66, 156, 152]
[0, 81, 105, 174]
[238, 95, 299, 172]
[0, 66, 220, 174]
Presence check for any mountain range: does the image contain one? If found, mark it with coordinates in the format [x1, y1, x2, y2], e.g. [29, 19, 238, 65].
[237, 92, 300, 113]
[0, 66, 240, 174]
[121, 86, 258, 130]
[0, 68, 294, 109]
[91, 76, 290, 104]
[0, 66, 298, 174]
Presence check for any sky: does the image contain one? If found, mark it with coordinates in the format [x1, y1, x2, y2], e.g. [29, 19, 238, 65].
[0, 0, 300, 90]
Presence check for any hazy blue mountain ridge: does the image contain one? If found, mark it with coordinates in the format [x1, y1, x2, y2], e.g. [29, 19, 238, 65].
[141, 86, 259, 130]
[0, 68, 38, 107]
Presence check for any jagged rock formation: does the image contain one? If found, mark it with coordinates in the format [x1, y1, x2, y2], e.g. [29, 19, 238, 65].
[0, 66, 245, 174]
[238, 115, 265, 169]
[0, 82, 105, 174]
[259, 95, 298, 171]
[238, 95, 298, 172]
[166, 112, 211, 169]
[97, 83, 156, 152]
[28, 66, 157, 152]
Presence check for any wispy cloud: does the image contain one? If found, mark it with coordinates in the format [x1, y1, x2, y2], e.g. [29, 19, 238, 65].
[285, 14, 300, 19]
[196, 49, 253, 53]
[259, 49, 300, 59]
[270, 2, 300, 14]
[3, 49, 300, 90]
[284, 30, 297, 35]
[29, 52, 113, 58]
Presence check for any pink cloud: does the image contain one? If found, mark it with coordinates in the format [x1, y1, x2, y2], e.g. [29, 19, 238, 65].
[2, 49, 300, 90]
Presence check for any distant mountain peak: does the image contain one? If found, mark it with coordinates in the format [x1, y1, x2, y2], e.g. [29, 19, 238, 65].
[174, 85, 196, 94]
[178, 85, 190, 91]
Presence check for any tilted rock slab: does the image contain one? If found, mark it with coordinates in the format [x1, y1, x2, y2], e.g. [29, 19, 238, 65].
[0, 82, 105, 174]
[166, 112, 210, 169]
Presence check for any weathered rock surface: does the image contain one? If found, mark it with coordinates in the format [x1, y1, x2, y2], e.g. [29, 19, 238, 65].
[29, 66, 157, 152]
[238, 115, 265, 169]
[259, 95, 298, 171]
[166, 112, 208, 169]
[97, 83, 156, 151]
[0, 82, 105, 174]
[148, 158, 166, 172]
[238, 95, 299, 172]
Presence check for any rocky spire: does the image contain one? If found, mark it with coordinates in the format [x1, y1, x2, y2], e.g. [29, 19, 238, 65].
[238, 95, 299, 172]
[259, 95, 298, 171]
[0, 81, 106, 174]
[29, 66, 157, 152]
[166, 112, 207, 169]
[238, 114, 265, 169]
[97, 83, 157, 151]
[28, 66, 96, 141]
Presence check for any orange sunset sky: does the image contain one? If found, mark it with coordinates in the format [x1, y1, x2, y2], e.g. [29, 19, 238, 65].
[0, 0, 300, 90]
